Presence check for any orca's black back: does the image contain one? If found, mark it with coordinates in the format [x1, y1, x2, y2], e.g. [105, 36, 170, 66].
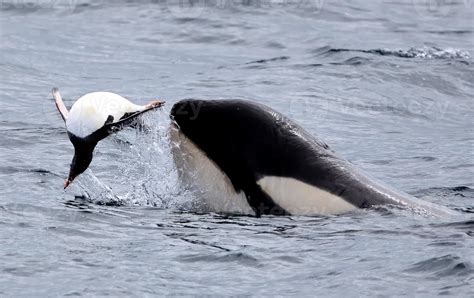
[171, 99, 391, 215]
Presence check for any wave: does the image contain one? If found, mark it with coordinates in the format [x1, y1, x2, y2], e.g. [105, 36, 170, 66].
[414, 185, 474, 197]
[425, 30, 473, 35]
[246, 56, 290, 64]
[411, 186, 474, 214]
[249, 46, 471, 70]
[313, 46, 471, 60]
[405, 254, 473, 278]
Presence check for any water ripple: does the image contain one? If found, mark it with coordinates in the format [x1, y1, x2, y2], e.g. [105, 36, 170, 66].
[406, 255, 474, 278]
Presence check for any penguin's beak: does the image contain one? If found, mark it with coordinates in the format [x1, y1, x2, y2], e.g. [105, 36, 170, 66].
[63, 150, 92, 190]
[64, 170, 76, 189]
[64, 179, 72, 189]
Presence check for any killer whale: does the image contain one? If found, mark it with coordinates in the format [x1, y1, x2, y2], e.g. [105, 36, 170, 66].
[170, 99, 455, 217]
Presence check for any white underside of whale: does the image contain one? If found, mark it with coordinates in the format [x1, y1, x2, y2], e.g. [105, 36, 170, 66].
[170, 127, 256, 215]
[257, 176, 357, 215]
[170, 126, 357, 216]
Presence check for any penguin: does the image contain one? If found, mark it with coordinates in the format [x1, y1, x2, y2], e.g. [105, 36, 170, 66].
[52, 88, 164, 188]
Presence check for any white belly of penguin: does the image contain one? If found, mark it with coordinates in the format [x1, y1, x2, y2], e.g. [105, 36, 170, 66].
[67, 92, 144, 138]
[170, 127, 256, 215]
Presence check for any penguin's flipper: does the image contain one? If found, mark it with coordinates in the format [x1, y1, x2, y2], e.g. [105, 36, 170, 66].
[52, 87, 69, 123]
[105, 100, 165, 133]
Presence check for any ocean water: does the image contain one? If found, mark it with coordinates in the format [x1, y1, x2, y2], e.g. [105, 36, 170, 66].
[0, 0, 473, 296]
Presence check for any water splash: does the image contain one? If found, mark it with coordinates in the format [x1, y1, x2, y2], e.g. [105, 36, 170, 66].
[115, 110, 198, 209]
[74, 170, 123, 206]
[72, 109, 198, 209]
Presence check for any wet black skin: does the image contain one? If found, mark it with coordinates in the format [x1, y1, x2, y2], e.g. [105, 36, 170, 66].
[170, 99, 415, 216]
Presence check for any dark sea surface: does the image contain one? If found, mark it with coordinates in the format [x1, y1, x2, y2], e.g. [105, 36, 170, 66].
[0, 0, 473, 296]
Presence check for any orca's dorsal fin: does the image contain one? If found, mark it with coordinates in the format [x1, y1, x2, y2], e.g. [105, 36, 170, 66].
[52, 87, 69, 122]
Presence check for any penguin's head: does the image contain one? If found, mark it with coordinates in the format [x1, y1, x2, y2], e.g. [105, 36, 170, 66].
[52, 88, 164, 189]
[63, 131, 101, 189]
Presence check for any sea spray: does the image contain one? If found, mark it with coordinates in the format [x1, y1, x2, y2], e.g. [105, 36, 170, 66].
[72, 108, 197, 209]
